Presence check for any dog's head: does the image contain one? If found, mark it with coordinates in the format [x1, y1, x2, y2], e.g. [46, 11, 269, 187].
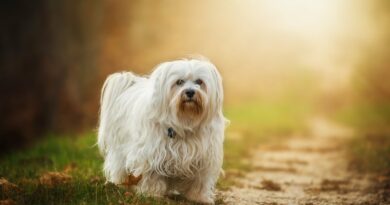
[150, 58, 224, 128]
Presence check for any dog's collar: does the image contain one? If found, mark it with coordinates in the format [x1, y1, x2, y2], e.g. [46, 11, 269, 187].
[167, 127, 176, 138]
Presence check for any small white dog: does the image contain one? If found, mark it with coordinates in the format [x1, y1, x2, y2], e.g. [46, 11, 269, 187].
[97, 58, 227, 204]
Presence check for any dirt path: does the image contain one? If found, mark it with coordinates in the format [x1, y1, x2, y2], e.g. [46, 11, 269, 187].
[220, 118, 384, 205]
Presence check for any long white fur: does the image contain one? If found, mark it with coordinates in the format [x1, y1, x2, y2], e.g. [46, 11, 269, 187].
[98, 59, 227, 204]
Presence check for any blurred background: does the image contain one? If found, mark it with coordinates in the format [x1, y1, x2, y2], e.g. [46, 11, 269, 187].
[1, 1, 390, 204]
[1, 0, 389, 157]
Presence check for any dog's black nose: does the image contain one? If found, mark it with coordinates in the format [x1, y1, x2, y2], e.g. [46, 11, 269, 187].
[185, 89, 195, 98]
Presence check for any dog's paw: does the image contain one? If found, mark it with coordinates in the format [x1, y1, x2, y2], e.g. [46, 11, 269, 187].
[185, 192, 214, 204]
[197, 197, 214, 205]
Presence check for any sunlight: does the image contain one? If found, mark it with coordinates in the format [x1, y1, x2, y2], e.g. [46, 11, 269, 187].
[261, 0, 342, 36]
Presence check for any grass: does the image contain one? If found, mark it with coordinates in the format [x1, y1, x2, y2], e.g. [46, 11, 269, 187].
[0, 101, 310, 204]
[348, 133, 390, 173]
[335, 102, 390, 132]
[0, 134, 171, 205]
[335, 102, 390, 174]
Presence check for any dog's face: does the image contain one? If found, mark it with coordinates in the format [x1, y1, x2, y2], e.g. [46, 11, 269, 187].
[170, 65, 208, 123]
[151, 59, 223, 127]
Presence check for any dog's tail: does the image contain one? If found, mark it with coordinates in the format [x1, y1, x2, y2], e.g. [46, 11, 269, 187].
[98, 72, 137, 155]
[100, 72, 137, 107]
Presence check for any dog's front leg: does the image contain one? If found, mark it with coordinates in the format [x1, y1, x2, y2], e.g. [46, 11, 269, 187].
[184, 174, 216, 204]
[137, 172, 167, 198]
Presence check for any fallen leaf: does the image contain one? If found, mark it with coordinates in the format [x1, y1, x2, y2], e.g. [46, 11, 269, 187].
[121, 174, 142, 187]
[124, 191, 133, 197]
[0, 178, 20, 194]
[261, 179, 282, 191]
[377, 175, 388, 181]
[39, 172, 72, 187]
[0, 199, 16, 205]
[63, 162, 77, 173]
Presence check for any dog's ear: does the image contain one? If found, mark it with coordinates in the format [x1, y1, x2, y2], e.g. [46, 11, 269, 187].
[209, 64, 230, 126]
[209, 64, 224, 117]
[149, 62, 171, 120]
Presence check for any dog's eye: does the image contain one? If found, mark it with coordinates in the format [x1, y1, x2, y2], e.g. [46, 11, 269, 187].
[176, 79, 185, 86]
[195, 79, 203, 85]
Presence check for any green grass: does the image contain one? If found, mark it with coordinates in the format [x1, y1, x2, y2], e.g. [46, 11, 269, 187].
[0, 134, 172, 205]
[0, 101, 310, 204]
[225, 101, 310, 134]
[335, 102, 390, 131]
[334, 102, 390, 174]
[348, 133, 390, 173]
[1, 133, 100, 180]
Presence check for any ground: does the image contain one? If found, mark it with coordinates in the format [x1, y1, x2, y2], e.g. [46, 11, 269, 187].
[0, 102, 389, 204]
[220, 117, 388, 205]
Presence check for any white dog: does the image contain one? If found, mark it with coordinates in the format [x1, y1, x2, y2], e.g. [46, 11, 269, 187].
[97, 58, 227, 204]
